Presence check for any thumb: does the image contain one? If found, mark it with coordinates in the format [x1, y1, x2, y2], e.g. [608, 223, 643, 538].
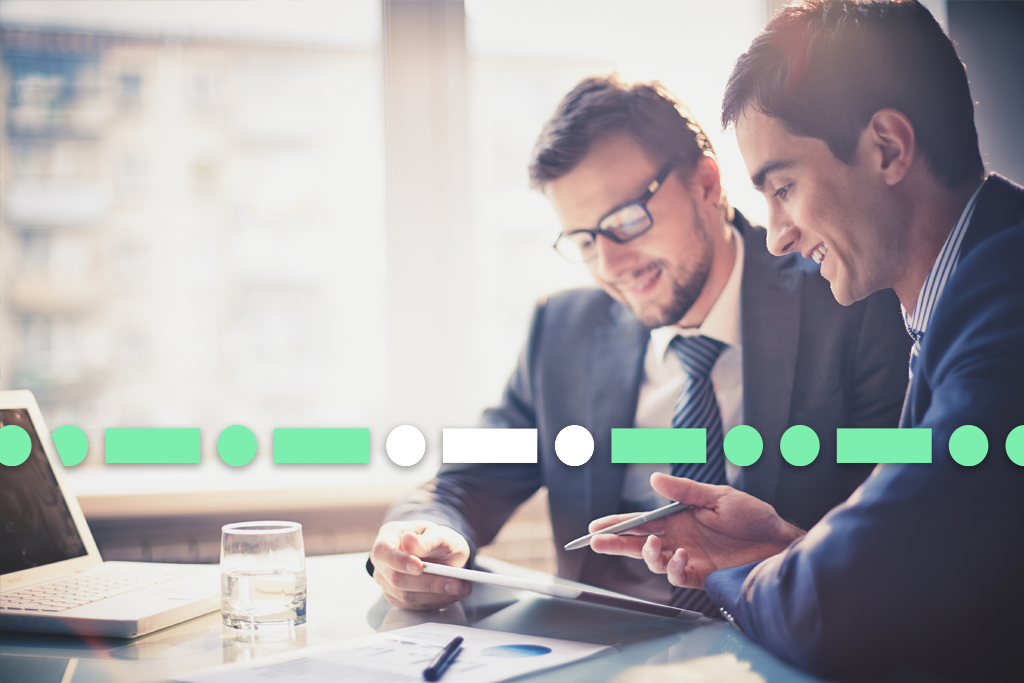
[651, 472, 721, 508]
[399, 529, 439, 559]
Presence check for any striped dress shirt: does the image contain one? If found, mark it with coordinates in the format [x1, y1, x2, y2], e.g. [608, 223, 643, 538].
[901, 182, 985, 377]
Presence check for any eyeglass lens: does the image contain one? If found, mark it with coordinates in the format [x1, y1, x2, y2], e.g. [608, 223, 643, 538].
[558, 202, 652, 261]
[599, 202, 651, 236]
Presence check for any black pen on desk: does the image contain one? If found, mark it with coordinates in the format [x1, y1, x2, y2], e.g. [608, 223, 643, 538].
[423, 635, 463, 682]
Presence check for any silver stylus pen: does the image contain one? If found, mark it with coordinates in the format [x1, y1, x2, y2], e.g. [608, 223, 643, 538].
[564, 501, 693, 551]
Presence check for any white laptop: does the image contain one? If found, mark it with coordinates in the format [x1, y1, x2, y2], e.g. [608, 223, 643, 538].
[0, 390, 220, 638]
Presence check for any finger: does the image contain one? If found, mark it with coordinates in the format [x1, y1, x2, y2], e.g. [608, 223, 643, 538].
[371, 531, 419, 573]
[400, 530, 457, 571]
[400, 530, 431, 569]
[374, 524, 453, 574]
[589, 533, 647, 559]
[375, 566, 472, 609]
[588, 512, 642, 533]
[588, 517, 667, 538]
[388, 567, 469, 597]
[666, 547, 698, 589]
[651, 472, 725, 508]
[641, 535, 672, 575]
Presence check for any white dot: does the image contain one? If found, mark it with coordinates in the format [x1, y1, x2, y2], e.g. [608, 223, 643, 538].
[386, 425, 426, 466]
[555, 425, 594, 466]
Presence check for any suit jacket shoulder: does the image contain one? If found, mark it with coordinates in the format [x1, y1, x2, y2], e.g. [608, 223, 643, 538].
[906, 173, 1024, 427]
[706, 176, 1024, 680]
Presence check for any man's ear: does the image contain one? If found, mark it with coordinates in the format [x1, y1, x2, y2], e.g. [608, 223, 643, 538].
[691, 153, 723, 205]
[864, 109, 916, 186]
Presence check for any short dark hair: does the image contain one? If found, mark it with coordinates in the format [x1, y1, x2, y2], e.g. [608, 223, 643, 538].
[721, 0, 983, 188]
[528, 75, 714, 189]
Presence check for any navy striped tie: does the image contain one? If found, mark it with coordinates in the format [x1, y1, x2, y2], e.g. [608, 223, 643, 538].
[667, 334, 727, 614]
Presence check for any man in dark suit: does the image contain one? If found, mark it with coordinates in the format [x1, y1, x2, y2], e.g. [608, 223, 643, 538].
[590, 1, 1024, 679]
[369, 76, 910, 614]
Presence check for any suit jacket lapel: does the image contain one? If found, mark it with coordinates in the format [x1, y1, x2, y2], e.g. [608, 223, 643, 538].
[739, 221, 804, 506]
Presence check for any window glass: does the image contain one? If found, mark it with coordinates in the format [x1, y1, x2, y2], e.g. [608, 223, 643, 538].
[1, 0, 772, 497]
[0, 1, 386, 494]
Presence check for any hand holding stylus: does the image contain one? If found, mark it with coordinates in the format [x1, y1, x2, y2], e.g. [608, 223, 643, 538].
[588, 473, 805, 589]
[563, 501, 692, 550]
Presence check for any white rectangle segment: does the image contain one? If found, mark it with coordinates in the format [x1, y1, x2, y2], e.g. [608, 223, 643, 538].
[442, 428, 538, 464]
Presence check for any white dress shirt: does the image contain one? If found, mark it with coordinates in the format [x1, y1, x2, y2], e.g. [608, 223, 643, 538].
[601, 226, 745, 603]
[620, 226, 745, 511]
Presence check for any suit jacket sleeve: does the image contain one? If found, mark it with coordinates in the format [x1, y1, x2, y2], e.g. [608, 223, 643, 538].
[383, 299, 549, 560]
[705, 226, 1024, 679]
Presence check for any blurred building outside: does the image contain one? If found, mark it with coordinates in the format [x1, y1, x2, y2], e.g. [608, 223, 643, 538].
[1, 1, 776, 501]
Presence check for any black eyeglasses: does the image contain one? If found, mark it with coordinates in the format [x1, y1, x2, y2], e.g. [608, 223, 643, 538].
[552, 160, 676, 263]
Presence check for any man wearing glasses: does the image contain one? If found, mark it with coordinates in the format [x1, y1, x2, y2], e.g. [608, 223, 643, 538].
[368, 75, 910, 614]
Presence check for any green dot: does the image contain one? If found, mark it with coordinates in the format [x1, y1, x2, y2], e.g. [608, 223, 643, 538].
[218, 425, 257, 466]
[52, 425, 89, 467]
[781, 425, 819, 466]
[724, 425, 762, 466]
[948, 425, 987, 466]
[1007, 426, 1024, 466]
[0, 425, 32, 467]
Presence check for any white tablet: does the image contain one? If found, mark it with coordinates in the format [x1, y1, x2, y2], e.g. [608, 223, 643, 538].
[421, 562, 703, 621]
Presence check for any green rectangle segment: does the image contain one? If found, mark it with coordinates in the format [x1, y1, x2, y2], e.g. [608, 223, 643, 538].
[105, 428, 201, 464]
[273, 428, 369, 464]
[612, 428, 706, 464]
[837, 428, 932, 463]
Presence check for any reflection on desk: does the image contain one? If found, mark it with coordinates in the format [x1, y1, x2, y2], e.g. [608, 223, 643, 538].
[0, 553, 934, 683]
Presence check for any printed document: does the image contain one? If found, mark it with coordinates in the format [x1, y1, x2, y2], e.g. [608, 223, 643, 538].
[176, 623, 612, 683]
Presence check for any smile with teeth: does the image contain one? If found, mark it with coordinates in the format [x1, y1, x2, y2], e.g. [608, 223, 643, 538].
[811, 244, 829, 265]
[628, 267, 660, 293]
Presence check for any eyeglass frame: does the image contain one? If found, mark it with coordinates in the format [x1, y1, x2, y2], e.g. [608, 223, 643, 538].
[552, 159, 678, 263]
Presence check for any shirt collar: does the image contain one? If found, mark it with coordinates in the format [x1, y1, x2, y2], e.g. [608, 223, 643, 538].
[651, 224, 744, 360]
[901, 180, 985, 346]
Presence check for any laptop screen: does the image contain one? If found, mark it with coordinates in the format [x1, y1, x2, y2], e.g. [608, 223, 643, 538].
[0, 409, 88, 575]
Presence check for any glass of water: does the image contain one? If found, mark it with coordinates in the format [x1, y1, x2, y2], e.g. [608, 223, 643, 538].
[220, 521, 307, 630]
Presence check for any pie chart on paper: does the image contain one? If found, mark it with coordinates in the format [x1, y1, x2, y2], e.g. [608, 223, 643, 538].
[482, 644, 552, 657]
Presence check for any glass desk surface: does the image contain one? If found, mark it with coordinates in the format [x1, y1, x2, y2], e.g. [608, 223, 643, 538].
[0, 553, 937, 683]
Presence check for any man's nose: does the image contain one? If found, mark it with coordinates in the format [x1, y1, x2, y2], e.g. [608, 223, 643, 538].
[765, 205, 799, 257]
[594, 235, 637, 282]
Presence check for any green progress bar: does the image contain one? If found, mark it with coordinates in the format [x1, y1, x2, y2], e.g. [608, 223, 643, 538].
[105, 428, 201, 464]
[611, 428, 706, 464]
[837, 428, 932, 463]
[273, 428, 369, 464]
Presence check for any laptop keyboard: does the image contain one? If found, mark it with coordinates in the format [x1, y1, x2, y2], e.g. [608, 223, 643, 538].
[1, 565, 201, 613]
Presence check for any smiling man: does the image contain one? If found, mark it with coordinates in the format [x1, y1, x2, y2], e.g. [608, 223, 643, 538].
[589, 1, 1024, 679]
[734, 98, 978, 313]
[367, 75, 910, 616]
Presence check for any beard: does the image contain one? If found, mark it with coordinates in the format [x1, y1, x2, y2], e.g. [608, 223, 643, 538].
[626, 206, 714, 329]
